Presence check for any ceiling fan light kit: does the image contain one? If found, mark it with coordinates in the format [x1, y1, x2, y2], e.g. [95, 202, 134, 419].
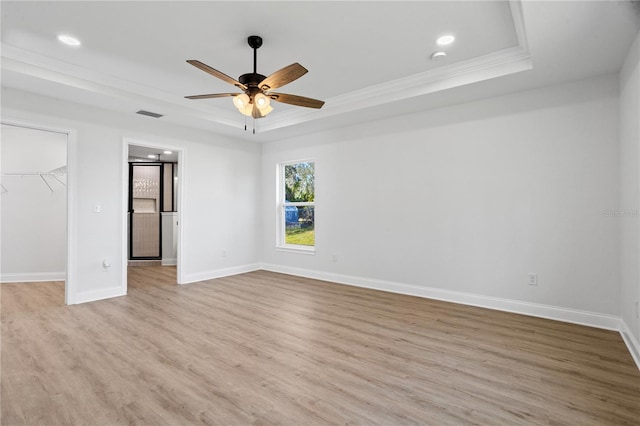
[186, 35, 324, 132]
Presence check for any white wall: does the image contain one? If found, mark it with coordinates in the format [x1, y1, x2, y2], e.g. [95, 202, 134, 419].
[620, 30, 640, 357]
[2, 87, 261, 303]
[262, 74, 621, 322]
[0, 63, 635, 359]
[1, 124, 67, 282]
[161, 212, 178, 265]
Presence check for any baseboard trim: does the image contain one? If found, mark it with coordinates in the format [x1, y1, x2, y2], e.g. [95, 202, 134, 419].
[21, 261, 637, 370]
[181, 263, 261, 284]
[161, 258, 177, 266]
[260, 264, 640, 371]
[620, 320, 640, 370]
[75, 286, 126, 304]
[1, 272, 65, 283]
[260, 263, 621, 331]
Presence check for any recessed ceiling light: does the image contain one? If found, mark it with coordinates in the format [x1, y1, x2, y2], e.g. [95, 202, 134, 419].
[163, 150, 172, 155]
[147, 155, 157, 159]
[431, 51, 447, 60]
[57, 34, 81, 47]
[436, 35, 455, 46]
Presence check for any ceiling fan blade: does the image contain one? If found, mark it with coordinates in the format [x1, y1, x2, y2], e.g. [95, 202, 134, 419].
[259, 63, 308, 91]
[187, 60, 247, 90]
[185, 93, 238, 100]
[269, 92, 325, 109]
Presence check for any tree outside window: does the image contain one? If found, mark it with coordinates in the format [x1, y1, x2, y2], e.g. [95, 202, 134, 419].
[282, 161, 314, 247]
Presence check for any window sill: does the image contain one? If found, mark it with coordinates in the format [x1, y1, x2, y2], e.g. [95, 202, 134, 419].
[275, 245, 316, 255]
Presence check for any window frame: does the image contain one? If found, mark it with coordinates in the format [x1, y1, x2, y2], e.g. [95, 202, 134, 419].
[276, 159, 316, 254]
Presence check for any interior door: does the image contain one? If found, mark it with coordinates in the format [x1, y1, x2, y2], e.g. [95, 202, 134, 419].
[129, 163, 162, 259]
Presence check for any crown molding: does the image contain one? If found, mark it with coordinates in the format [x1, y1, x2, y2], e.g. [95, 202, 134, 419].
[261, 45, 532, 132]
[1, 0, 531, 134]
[509, 0, 529, 51]
[1, 43, 242, 129]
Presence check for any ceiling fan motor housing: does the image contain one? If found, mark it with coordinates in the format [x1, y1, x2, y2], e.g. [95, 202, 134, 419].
[239, 73, 267, 101]
[239, 73, 267, 87]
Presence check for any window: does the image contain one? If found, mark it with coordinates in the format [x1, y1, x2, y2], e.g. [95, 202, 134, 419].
[279, 161, 315, 250]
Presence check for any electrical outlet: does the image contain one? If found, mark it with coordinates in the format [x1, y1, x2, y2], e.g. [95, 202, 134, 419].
[221, 250, 228, 258]
[528, 273, 538, 286]
[332, 254, 338, 262]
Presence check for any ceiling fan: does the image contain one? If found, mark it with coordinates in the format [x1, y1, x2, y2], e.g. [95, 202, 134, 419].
[185, 35, 325, 122]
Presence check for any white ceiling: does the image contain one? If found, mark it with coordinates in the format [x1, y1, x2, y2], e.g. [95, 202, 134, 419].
[1, 1, 639, 143]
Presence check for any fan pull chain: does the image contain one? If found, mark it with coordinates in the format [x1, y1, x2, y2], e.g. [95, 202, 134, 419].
[244, 113, 247, 131]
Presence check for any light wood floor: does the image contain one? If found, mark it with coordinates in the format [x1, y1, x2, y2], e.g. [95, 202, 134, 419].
[2, 268, 639, 425]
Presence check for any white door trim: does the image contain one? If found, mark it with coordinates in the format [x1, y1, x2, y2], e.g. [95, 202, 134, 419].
[1, 117, 77, 304]
[122, 137, 185, 290]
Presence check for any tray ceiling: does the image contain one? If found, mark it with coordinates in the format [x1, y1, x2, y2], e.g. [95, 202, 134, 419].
[1, 1, 638, 142]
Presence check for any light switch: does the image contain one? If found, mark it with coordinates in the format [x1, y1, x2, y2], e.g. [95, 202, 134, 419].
[93, 203, 101, 213]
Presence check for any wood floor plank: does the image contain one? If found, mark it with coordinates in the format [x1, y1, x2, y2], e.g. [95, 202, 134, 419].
[2, 268, 639, 425]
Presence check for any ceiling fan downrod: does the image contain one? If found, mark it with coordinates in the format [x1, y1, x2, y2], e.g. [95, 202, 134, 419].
[238, 36, 267, 97]
[248, 35, 262, 75]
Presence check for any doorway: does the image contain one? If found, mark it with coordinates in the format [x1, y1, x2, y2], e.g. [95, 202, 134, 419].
[123, 139, 182, 287]
[1, 121, 74, 304]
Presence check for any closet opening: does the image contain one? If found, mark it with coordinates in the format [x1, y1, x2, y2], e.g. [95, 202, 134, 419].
[1, 122, 72, 304]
